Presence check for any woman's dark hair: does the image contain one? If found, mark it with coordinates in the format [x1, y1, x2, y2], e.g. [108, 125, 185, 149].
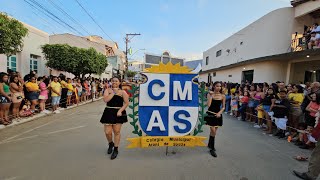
[226, 83, 231, 95]
[243, 91, 250, 97]
[257, 84, 263, 91]
[266, 87, 275, 95]
[37, 77, 42, 81]
[43, 77, 50, 86]
[10, 75, 19, 85]
[294, 85, 304, 93]
[60, 75, 66, 81]
[211, 81, 222, 93]
[314, 93, 320, 104]
[250, 84, 256, 91]
[0, 73, 9, 84]
[271, 83, 278, 93]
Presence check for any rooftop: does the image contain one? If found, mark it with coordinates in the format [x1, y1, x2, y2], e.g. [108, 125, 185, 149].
[291, 0, 311, 7]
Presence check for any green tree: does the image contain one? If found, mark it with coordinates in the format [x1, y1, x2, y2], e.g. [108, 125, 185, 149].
[42, 44, 108, 77]
[0, 13, 28, 56]
[127, 70, 137, 78]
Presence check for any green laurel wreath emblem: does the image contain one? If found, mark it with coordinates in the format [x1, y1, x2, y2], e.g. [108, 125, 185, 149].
[128, 84, 142, 137]
[193, 84, 208, 136]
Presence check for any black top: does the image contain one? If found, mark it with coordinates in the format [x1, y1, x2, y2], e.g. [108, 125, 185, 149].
[107, 95, 124, 108]
[261, 95, 275, 106]
[272, 98, 290, 118]
[208, 99, 222, 113]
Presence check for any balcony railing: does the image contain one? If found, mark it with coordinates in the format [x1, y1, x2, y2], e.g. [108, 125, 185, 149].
[291, 33, 306, 52]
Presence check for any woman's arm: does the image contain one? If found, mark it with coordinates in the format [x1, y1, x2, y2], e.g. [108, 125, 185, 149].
[10, 83, 20, 91]
[306, 102, 312, 112]
[207, 92, 212, 107]
[103, 88, 114, 103]
[216, 95, 226, 117]
[117, 90, 129, 116]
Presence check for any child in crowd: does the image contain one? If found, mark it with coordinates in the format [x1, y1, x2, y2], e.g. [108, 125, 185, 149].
[238, 91, 249, 121]
[19, 100, 33, 117]
[66, 78, 74, 106]
[270, 89, 290, 138]
[231, 91, 239, 117]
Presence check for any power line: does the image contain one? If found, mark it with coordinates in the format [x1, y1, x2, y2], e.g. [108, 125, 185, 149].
[24, 0, 70, 32]
[46, 0, 91, 35]
[73, 0, 116, 43]
[25, 0, 84, 36]
[23, 0, 107, 53]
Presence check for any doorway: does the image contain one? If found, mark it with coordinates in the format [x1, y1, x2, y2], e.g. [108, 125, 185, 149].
[242, 70, 254, 83]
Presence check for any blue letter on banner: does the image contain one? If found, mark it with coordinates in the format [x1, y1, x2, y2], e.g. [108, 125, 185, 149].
[148, 79, 165, 100]
[173, 110, 191, 133]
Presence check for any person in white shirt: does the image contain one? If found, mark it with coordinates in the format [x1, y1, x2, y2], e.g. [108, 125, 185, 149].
[308, 23, 320, 49]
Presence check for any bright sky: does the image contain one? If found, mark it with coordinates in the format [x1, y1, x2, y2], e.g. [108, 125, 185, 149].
[0, 0, 291, 61]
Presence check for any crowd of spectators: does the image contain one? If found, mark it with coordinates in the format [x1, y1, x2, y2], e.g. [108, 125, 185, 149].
[205, 80, 320, 151]
[303, 23, 320, 49]
[0, 69, 107, 126]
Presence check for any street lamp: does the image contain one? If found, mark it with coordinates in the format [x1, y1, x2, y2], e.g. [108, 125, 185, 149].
[129, 48, 146, 59]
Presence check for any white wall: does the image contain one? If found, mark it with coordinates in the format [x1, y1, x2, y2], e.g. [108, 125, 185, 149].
[0, 23, 49, 76]
[202, 7, 295, 71]
[199, 60, 288, 84]
[295, 0, 320, 18]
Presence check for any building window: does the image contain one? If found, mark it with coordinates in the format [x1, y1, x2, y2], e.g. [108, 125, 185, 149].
[216, 50, 222, 57]
[212, 72, 216, 77]
[30, 54, 39, 73]
[206, 56, 209, 65]
[7, 56, 17, 72]
[228, 75, 232, 77]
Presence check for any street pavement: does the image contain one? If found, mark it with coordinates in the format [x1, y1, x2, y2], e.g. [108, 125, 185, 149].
[0, 100, 313, 180]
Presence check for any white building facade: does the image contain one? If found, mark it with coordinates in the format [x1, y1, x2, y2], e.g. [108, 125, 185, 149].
[0, 22, 49, 76]
[128, 61, 145, 72]
[200, 0, 320, 84]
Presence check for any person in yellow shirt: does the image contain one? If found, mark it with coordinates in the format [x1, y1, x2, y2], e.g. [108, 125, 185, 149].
[50, 76, 62, 113]
[25, 76, 39, 112]
[289, 85, 304, 130]
[66, 78, 74, 106]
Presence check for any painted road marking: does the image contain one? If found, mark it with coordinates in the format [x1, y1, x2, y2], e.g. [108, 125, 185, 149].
[0, 125, 86, 145]
[0, 121, 54, 144]
[46, 125, 85, 135]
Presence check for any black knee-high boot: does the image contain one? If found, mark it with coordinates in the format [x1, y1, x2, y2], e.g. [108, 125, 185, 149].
[209, 136, 217, 157]
[208, 135, 212, 149]
[210, 136, 216, 151]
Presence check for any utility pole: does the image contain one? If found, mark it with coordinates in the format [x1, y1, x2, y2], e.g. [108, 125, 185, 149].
[125, 33, 141, 79]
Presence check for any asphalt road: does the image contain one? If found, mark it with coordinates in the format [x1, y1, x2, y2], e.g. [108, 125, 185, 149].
[0, 100, 313, 180]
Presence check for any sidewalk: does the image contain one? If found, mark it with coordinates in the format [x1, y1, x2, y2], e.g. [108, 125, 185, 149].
[0, 97, 103, 130]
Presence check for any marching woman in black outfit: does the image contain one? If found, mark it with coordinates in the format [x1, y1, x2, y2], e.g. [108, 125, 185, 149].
[205, 81, 226, 157]
[100, 77, 129, 160]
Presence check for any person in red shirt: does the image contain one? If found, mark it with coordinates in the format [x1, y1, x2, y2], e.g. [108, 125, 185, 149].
[238, 91, 249, 121]
[306, 93, 320, 128]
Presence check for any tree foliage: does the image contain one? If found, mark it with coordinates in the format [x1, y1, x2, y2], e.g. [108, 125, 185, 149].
[0, 13, 28, 56]
[42, 44, 108, 77]
[127, 70, 137, 78]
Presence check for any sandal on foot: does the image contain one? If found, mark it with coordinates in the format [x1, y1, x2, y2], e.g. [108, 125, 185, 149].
[294, 155, 308, 161]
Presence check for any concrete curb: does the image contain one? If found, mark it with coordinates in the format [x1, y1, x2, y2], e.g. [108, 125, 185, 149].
[0, 97, 103, 130]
